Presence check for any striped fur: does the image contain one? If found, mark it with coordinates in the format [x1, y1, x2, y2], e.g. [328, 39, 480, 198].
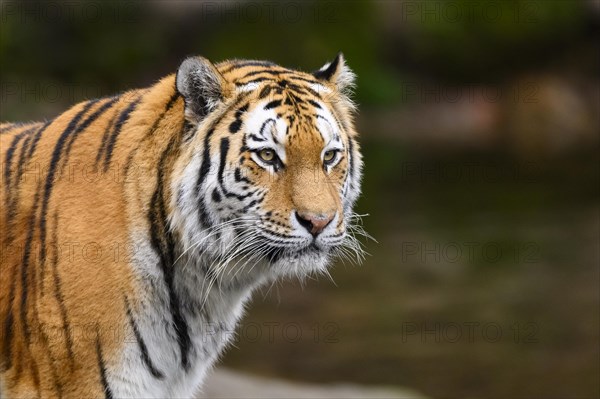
[0, 54, 363, 398]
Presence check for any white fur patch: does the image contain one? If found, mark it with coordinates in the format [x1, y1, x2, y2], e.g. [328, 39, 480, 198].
[309, 83, 332, 96]
[236, 82, 261, 92]
[243, 102, 287, 162]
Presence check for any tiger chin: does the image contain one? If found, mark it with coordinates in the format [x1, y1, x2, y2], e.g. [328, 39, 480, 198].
[0, 53, 364, 398]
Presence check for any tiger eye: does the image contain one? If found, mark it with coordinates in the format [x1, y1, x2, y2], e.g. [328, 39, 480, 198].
[258, 149, 275, 162]
[323, 150, 336, 163]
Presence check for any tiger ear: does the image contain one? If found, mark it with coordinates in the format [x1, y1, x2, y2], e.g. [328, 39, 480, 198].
[312, 52, 355, 96]
[176, 56, 226, 123]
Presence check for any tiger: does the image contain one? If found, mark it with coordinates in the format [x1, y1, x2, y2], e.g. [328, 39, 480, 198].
[0, 53, 364, 398]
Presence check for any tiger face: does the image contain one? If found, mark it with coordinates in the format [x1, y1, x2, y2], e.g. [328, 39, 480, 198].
[172, 54, 363, 279]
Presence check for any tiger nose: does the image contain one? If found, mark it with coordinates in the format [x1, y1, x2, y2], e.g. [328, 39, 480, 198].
[295, 211, 334, 236]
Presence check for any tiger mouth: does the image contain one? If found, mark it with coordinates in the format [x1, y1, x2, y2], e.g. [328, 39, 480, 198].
[263, 241, 327, 263]
[224, 225, 340, 265]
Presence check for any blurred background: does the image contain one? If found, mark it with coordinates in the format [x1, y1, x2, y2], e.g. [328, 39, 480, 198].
[1, 1, 598, 397]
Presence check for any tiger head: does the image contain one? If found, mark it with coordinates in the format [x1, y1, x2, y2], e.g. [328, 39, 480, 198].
[170, 54, 363, 281]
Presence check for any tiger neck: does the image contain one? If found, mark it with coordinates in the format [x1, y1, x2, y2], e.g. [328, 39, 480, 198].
[123, 76, 269, 389]
[128, 240, 269, 392]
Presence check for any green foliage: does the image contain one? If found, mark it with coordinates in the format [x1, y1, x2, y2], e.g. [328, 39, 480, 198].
[400, 0, 586, 81]
[1, 0, 589, 113]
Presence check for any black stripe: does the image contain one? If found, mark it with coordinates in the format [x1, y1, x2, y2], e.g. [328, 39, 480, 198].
[240, 68, 285, 80]
[261, 228, 297, 240]
[229, 119, 242, 134]
[38, 100, 98, 268]
[18, 184, 41, 344]
[307, 99, 321, 109]
[237, 103, 249, 114]
[62, 97, 119, 168]
[286, 75, 321, 85]
[228, 103, 248, 134]
[0, 122, 38, 135]
[217, 137, 230, 187]
[258, 85, 275, 99]
[32, 253, 64, 398]
[124, 297, 165, 379]
[96, 334, 114, 399]
[234, 167, 251, 184]
[103, 95, 143, 171]
[241, 198, 260, 212]
[165, 92, 181, 109]
[348, 137, 355, 184]
[285, 82, 306, 93]
[217, 137, 254, 201]
[147, 93, 180, 138]
[0, 123, 18, 134]
[197, 128, 216, 229]
[4, 125, 37, 193]
[259, 118, 276, 139]
[95, 107, 120, 167]
[1, 276, 16, 371]
[50, 211, 76, 367]
[235, 77, 270, 86]
[327, 102, 349, 133]
[315, 114, 335, 132]
[133, 92, 180, 147]
[302, 85, 323, 99]
[221, 60, 277, 74]
[264, 100, 281, 110]
[182, 119, 196, 142]
[148, 136, 192, 370]
[212, 188, 222, 203]
[27, 120, 51, 159]
[248, 134, 266, 142]
[289, 92, 304, 105]
[137, 92, 181, 145]
[122, 92, 181, 184]
[3, 127, 35, 213]
[3, 126, 40, 244]
[285, 116, 295, 129]
[12, 182, 42, 395]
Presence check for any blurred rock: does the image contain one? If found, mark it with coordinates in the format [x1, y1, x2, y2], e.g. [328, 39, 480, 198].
[358, 86, 502, 149]
[358, 75, 599, 157]
[504, 75, 600, 158]
[199, 368, 428, 399]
